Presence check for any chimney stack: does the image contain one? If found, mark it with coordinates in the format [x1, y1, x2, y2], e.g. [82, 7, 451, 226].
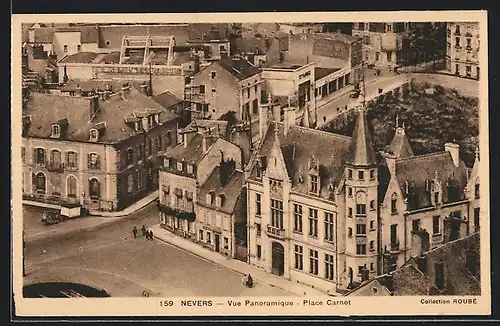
[183, 133, 188, 148]
[283, 106, 296, 136]
[121, 83, 131, 100]
[202, 135, 208, 154]
[361, 267, 370, 282]
[89, 95, 99, 119]
[444, 142, 460, 167]
[140, 83, 149, 96]
[75, 84, 82, 97]
[259, 102, 269, 141]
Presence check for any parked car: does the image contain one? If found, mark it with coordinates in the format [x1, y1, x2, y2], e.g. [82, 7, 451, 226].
[41, 210, 64, 226]
[350, 89, 360, 98]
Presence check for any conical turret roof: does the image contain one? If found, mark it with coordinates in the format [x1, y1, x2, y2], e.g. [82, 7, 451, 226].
[346, 108, 377, 166]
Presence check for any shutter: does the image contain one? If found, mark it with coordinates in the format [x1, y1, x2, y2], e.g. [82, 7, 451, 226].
[31, 172, 37, 188]
[96, 155, 101, 170]
[87, 153, 91, 170]
[32, 149, 37, 164]
[74, 152, 78, 169]
[49, 150, 54, 166]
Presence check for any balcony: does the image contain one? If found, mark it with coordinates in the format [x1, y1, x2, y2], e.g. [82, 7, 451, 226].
[389, 242, 400, 253]
[432, 233, 443, 244]
[156, 202, 196, 222]
[266, 224, 286, 240]
[47, 163, 65, 172]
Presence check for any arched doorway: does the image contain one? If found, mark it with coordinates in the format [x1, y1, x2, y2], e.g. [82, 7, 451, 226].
[35, 172, 46, 194]
[271, 242, 285, 276]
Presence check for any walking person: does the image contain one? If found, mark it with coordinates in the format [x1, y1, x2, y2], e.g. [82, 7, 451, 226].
[149, 230, 154, 241]
[141, 225, 147, 237]
[132, 226, 138, 239]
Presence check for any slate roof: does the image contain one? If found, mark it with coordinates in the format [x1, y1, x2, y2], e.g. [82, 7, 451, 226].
[98, 24, 190, 49]
[152, 91, 183, 109]
[31, 26, 99, 44]
[23, 87, 179, 144]
[61, 79, 147, 93]
[183, 119, 229, 136]
[59, 52, 100, 64]
[346, 109, 377, 166]
[394, 152, 469, 210]
[235, 37, 270, 54]
[218, 57, 261, 81]
[387, 128, 414, 159]
[164, 134, 218, 164]
[249, 122, 351, 197]
[197, 168, 244, 214]
[187, 23, 231, 42]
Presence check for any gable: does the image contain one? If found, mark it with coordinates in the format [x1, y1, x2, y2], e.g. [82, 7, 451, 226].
[265, 138, 290, 181]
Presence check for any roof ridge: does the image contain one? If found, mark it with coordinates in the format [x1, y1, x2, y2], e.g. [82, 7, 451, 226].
[396, 151, 449, 163]
[289, 123, 352, 140]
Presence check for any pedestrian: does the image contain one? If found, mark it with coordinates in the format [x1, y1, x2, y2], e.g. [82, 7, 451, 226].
[141, 225, 147, 237]
[149, 230, 154, 241]
[132, 226, 138, 239]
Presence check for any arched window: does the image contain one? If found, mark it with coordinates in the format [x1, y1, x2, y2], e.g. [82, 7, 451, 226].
[88, 153, 100, 170]
[127, 173, 135, 194]
[474, 177, 480, 198]
[89, 178, 100, 199]
[126, 148, 134, 166]
[35, 172, 46, 193]
[66, 151, 78, 169]
[67, 175, 77, 198]
[50, 149, 62, 169]
[391, 193, 398, 214]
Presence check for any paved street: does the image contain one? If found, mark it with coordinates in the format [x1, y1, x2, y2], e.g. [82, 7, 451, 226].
[23, 204, 292, 297]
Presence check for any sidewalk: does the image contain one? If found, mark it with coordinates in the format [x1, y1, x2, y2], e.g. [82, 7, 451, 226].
[151, 224, 337, 297]
[22, 191, 159, 218]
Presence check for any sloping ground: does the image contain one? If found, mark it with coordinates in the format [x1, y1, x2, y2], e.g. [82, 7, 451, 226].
[322, 81, 479, 167]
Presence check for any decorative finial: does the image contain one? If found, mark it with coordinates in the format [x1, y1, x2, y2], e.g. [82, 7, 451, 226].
[267, 92, 272, 104]
[475, 147, 480, 160]
[287, 96, 291, 108]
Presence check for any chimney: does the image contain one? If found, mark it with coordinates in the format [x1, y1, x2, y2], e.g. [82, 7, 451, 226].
[410, 229, 430, 257]
[121, 83, 131, 100]
[183, 133, 188, 148]
[361, 267, 370, 282]
[140, 83, 149, 96]
[445, 142, 460, 167]
[89, 95, 99, 119]
[283, 106, 296, 136]
[272, 103, 281, 123]
[202, 135, 208, 154]
[75, 84, 82, 97]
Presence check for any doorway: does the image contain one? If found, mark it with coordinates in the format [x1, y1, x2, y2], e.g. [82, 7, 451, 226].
[271, 242, 285, 276]
[215, 234, 220, 252]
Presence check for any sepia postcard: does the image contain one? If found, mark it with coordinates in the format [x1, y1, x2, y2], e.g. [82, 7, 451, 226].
[11, 10, 490, 317]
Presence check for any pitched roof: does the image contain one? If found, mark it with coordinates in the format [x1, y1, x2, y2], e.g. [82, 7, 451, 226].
[61, 79, 147, 93]
[152, 91, 183, 109]
[249, 122, 351, 197]
[187, 23, 231, 42]
[346, 108, 377, 166]
[164, 134, 219, 164]
[31, 26, 99, 44]
[183, 119, 229, 137]
[197, 168, 244, 214]
[58, 52, 100, 64]
[387, 128, 414, 159]
[23, 87, 179, 144]
[394, 152, 469, 209]
[217, 57, 261, 81]
[98, 24, 190, 49]
[234, 37, 270, 54]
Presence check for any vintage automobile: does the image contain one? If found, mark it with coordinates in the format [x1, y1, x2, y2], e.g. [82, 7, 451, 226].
[41, 210, 64, 226]
[60, 203, 83, 219]
[350, 89, 361, 98]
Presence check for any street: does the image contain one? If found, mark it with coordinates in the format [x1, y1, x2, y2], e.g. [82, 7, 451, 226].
[23, 204, 292, 297]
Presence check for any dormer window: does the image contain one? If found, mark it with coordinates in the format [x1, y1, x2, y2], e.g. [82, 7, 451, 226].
[177, 162, 183, 172]
[89, 128, 99, 142]
[216, 194, 225, 208]
[358, 170, 364, 180]
[187, 164, 194, 174]
[164, 158, 170, 168]
[310, 175, 318, 194]
[347, 169, 353, 180]
[142, 117, 149, 131]
[434, 191, 440, 205]
[134, 122, 139, 131]
[391, 193, 398, 214]
[370, 169, 375, 180]
[51, 124, 60, 138]
[154, 114, 159, 124]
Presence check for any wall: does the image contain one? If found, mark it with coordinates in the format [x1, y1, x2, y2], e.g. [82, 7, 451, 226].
[192, 63, 239, 120]
[196, 206, 234, 257]
[22, 137, 119, 211]
[347, 279, 391, 296]
[237, 74, 263, 121]
[59, 64, 94, 83]
[446, 22, 480, 79]
[284, 35, 350, 69]
[52, 32, 82, 59]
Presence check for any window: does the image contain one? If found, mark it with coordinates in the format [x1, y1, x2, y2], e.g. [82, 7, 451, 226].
[66, 151, 77, 169]
[156, 136, 162, 153]
[51, 125, 60, 137]
[254, 85, 257, 94]
[294, 245, 303, 270]
[257, 245, 262, 259]
[387, 51, 392, 62]
[370, 240, 375, 250]
[348, 227, 353, 237]
[370, 169, 375, 180]
[211, 89, 216, 97]
[310, 175, 318, 193]
[199, 230, 204, 241]
[137, 143, 144, 161]
[89, 178, 100, 199]
[455, 25, 460, 34]
[356, 244, 366, 255]
[126, 148, 134, 166]
[387, 24, 392, 32]
[256, 223, 261, 237]
[255, 193, 261, 215]
[177, 162, 183, 172]
[293, 204, 303, 233]
[67, 175, 77, 198]
[474, 207, 480, 231]
[372, 287, 378, 294]
[127, 174, 135, 194]
[412, 219, 420, 232]
[137, 170, 144, 189]
[391, 193, 398, 214]
[308, 208, 318, 237]
[358, 171, 364, 180]
[187, 164, 194, 174]
[271, 199, 284, 229]
[88, 153, 100, 170]
[363, 35, 370, 45]
[356, 204, 366, 216]
[34, 148, 45, 165]
[247, 88, 250, 98]
[435, 261, 445, 290]
[347, 169, 353, 180]
[455, 37, 460, 46]
[211, 71, 216, 79]
[50, 150, 62, 169]
[21, 147, 26, 163]
[466, 38, 471, 47]
[325, 254, 334, 280]
[370, 262, 374, 271]
[356, 224, 366, 235]
[370, 220, 375, 230]
[35, 172, 46, 193]
[224, 237, 229, 249]
[324, 212, 334, 242]
[77, 44, 81, 52]
[309, 249, 319, 275]
[165, 132, 172, 148]
[348, 187, 352, 197]
[466, 65, 471, 76]
[147, 138, 153, 157]
[64, 44, 68, 52]
[370, 200, 375, 210]
[376, 52, 380, 61]
[199, 85, 205, 94]
[348, 207, 353, 217]
[434, 191, 439, 205]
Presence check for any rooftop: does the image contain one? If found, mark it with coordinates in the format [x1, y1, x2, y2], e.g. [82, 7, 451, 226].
[60, 79, 147, 93]
[152, 91, 183, 109]
[268, 62, 306, 70]
[197, 167, 244, 214]
[217, 57, 261, 81]
[164, 134, 219, 164]
[30, 26, 100, 44]
[187, 23, 231, 43]
[23, 87, 179, 144]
